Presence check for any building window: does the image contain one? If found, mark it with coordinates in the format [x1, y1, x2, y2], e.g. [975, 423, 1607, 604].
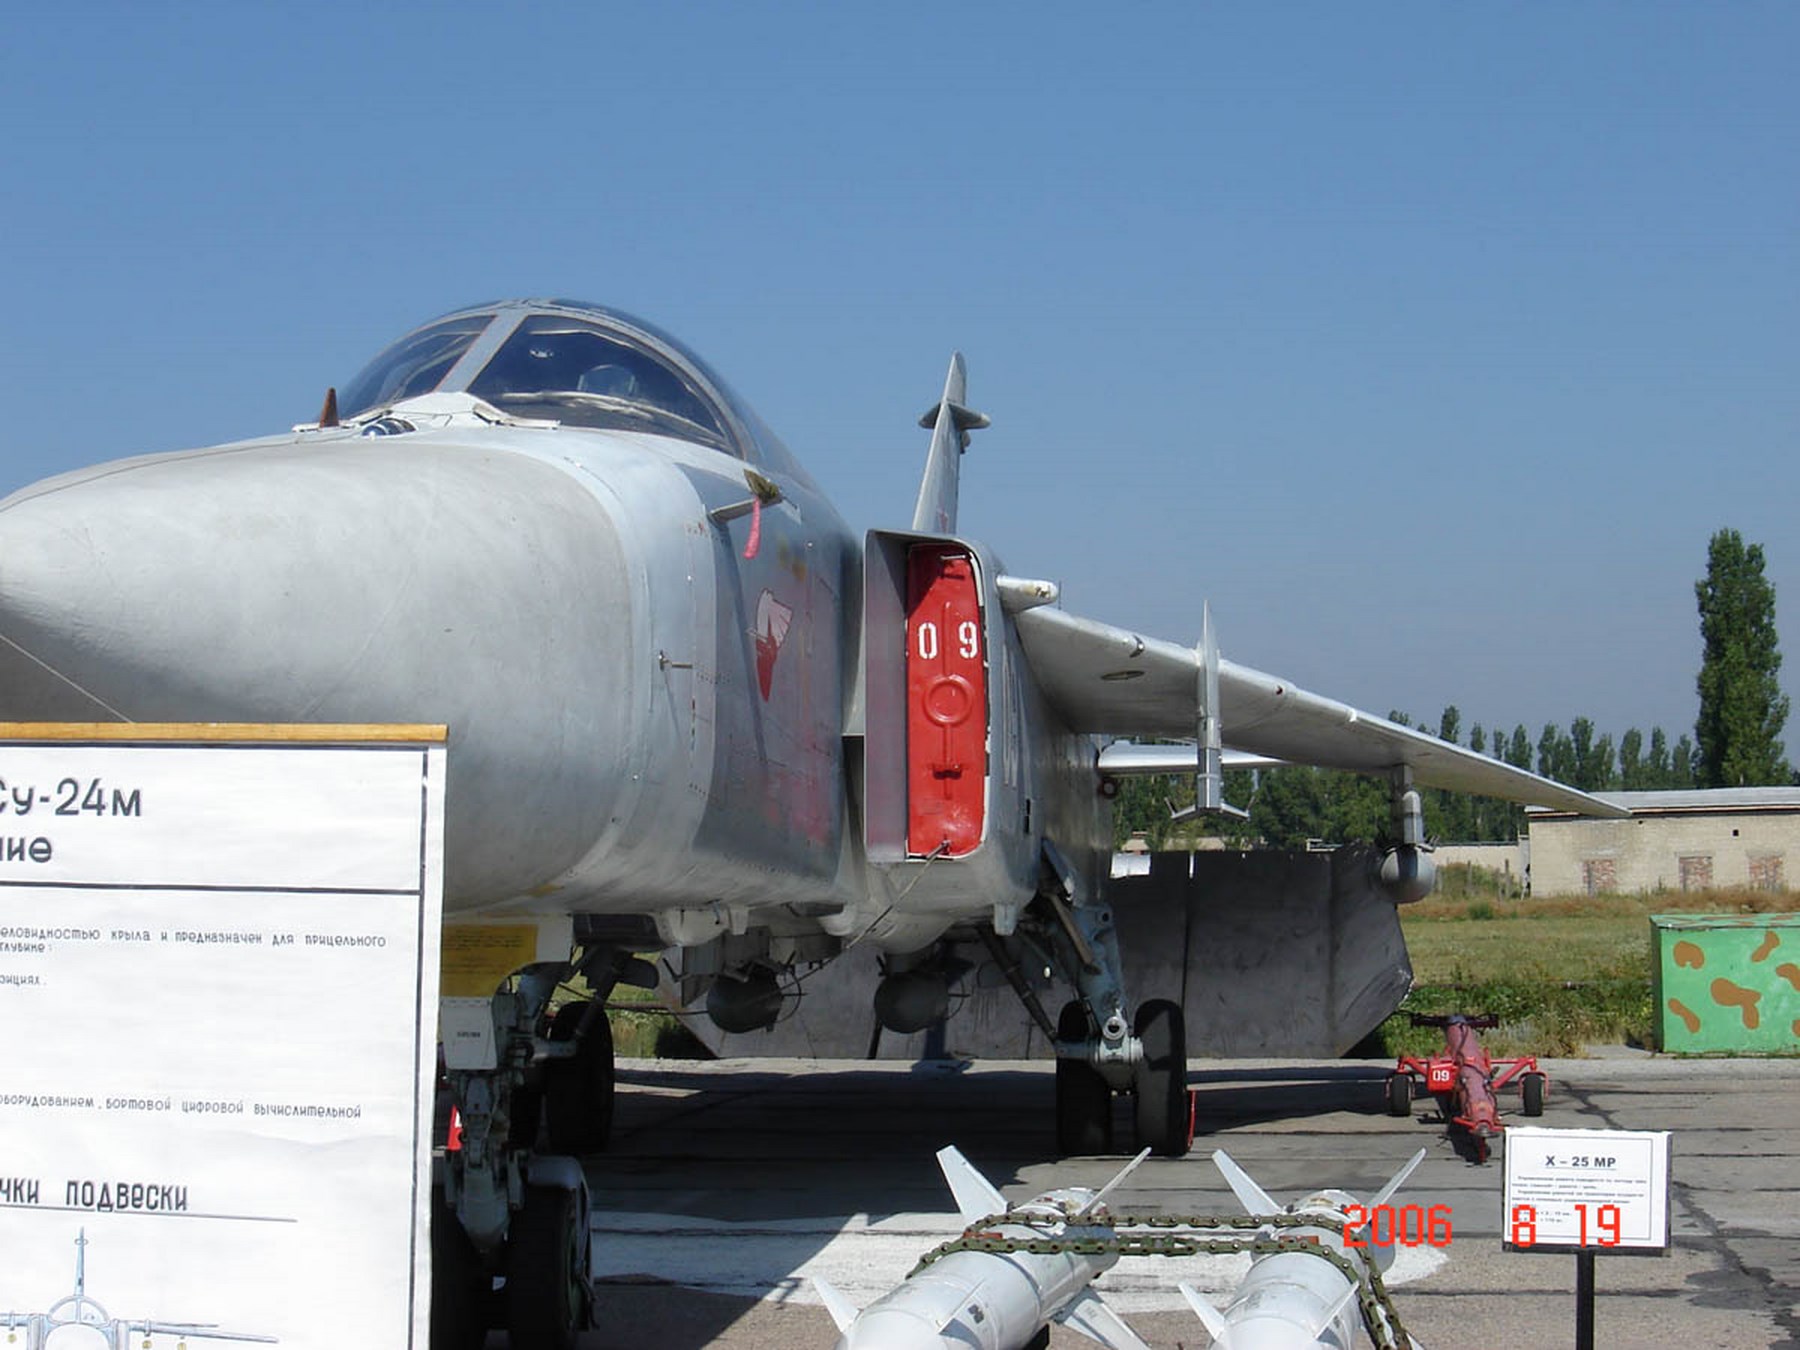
[1679, 855, 1713, 891]
[1582, 858, 1616, 896]
[1749, 855, 1785, 892]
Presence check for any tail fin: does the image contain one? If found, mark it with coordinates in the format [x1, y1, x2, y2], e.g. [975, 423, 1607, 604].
[1059, 1289, 1154, 1350]
[1211, 1149, 1280, 1217]
[1178, 1283, 1232, 1346]
[911, 353, 989, 534]
[1368, 1148, 1427, 1209]
[812, 1277, 860, 1334]
[936, 1145, 1008, 1224]
[1313, 1283, 1360, 1339]
[1074, 1147, 1152, 1219]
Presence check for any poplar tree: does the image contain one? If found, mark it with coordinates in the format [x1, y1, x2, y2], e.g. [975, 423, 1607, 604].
[1695, 529, 1790, 786]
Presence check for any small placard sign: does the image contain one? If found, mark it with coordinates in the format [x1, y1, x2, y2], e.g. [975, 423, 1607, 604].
[1502, 1126, 1672, 1254]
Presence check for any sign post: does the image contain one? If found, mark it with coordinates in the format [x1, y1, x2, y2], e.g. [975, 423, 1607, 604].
[0, 723, 446, 1348]
[1502, 1125, 1673, 1350]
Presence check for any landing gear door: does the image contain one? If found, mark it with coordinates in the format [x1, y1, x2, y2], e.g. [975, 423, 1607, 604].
[862, 530, 995, 864]
[905, 544, 988, 857]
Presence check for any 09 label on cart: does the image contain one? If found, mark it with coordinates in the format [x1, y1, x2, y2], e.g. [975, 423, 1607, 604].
[1501, 1126, 1671, 1254]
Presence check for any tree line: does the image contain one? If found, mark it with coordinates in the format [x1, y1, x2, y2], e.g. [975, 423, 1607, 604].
[1112, 528, 1790, 850]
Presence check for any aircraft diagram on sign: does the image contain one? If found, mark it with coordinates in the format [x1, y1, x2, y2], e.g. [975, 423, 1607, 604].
[0, 299, 1624, 1348]
[0, 1230, 274, 1348]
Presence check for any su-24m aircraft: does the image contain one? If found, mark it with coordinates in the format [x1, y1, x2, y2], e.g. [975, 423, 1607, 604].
[0, 300, 1624, 1349]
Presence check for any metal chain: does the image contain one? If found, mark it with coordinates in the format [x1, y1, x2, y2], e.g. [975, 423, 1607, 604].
[909, 1211, 1414, 1350]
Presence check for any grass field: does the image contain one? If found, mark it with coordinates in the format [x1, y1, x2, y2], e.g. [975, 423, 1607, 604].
[1379, 868, 1797, 1056]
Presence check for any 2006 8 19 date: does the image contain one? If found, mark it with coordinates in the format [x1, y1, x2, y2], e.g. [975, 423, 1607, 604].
[1342, 1204, 1454, 1248]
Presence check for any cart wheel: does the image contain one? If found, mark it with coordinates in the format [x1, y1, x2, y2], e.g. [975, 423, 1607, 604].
[1522, 1071, 1546, 1117]
[1386, 1073, 1413, 1117]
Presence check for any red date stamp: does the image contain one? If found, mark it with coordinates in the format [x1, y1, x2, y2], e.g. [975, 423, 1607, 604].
[1509, 1202, 1622, 1247]
[1342, 1203, 1454, 1248]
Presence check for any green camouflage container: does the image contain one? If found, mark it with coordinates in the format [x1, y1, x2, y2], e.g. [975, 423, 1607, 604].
[1651, 913, 1800, 1053]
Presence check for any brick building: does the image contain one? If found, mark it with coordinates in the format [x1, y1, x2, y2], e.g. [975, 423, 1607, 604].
[1526, 788, 1800, 896]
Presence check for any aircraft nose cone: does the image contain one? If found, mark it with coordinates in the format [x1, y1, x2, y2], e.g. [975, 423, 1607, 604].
[0, 436, 637, 903]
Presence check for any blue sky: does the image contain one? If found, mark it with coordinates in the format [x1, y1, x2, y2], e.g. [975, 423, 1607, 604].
[3, 3, 1794, 745]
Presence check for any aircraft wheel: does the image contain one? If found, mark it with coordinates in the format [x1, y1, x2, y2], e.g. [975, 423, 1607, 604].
[1055, 1001, 1112, 1155]
[544, 1001, 615, 1156]
[1521, 1071, 1547, 1117]
[506, 1183, 589, 1350]
[430, 1186, 490, 1350]
[1133, 998, 1190, 1157]
[1024, 1326, 1052, 1350]
[1386, 1073, 1413, 1117]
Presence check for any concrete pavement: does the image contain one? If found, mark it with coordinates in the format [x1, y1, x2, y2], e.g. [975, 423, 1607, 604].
[536, 1052, 1799, 1348]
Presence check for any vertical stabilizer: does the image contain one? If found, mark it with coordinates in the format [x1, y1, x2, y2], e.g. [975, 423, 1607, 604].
[911, 353, 989, 534]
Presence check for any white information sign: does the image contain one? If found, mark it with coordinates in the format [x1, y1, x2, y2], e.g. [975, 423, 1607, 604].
[1502, 1126, 1672, 1254]
[0, 724, 445, 1348]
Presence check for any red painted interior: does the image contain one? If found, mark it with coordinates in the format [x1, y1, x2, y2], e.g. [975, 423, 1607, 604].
[905, 544, 988, 857]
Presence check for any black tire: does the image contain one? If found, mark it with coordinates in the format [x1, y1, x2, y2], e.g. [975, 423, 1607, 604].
[544, 1002, 615, 1156]
[1522, 1071, 1546, 1117]
[430, 1186, 490, 1350]
[1055, 1000, 1112, 1155]
[1387, 1073, 1413, 1117]
[506, 1184, 589, 1350]
[1133, 998, 1190, 1157]
[1023, 1326, 1052, 1350]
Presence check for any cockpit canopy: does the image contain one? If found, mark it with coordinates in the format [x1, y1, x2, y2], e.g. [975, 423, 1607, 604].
[337, 300, 796, 470]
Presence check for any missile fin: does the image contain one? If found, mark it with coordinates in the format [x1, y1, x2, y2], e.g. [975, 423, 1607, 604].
[1310, 1282, 1359, 1338]
[936, 1145, 1007, 1224]
[1177, 1283, 1232, 1346]
[1212, 1149, 1280, 1216]
[1075, 1146, 1152, 1219]
[1057, 1290, 1153, 1350]
[812, 1277, 859, 1334]
[1368, 1147, 1428, 1209]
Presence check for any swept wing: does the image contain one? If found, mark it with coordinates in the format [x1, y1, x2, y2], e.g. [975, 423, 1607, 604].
[1013, 604, 1626, 818]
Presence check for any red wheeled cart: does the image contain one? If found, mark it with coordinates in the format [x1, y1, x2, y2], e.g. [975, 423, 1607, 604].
[1386, 1013, 1546, 1163]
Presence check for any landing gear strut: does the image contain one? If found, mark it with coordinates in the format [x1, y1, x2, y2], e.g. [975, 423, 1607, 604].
[1028, 842, 1191, 1158]
[433, 946, 649, 1350]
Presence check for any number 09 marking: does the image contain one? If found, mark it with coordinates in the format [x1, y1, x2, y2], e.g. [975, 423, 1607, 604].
[915, 620, 981, 662]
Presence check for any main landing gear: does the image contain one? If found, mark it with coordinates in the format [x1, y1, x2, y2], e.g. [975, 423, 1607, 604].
[433, 947, 651, 1350]
[1011, 844, 1191, 1158]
